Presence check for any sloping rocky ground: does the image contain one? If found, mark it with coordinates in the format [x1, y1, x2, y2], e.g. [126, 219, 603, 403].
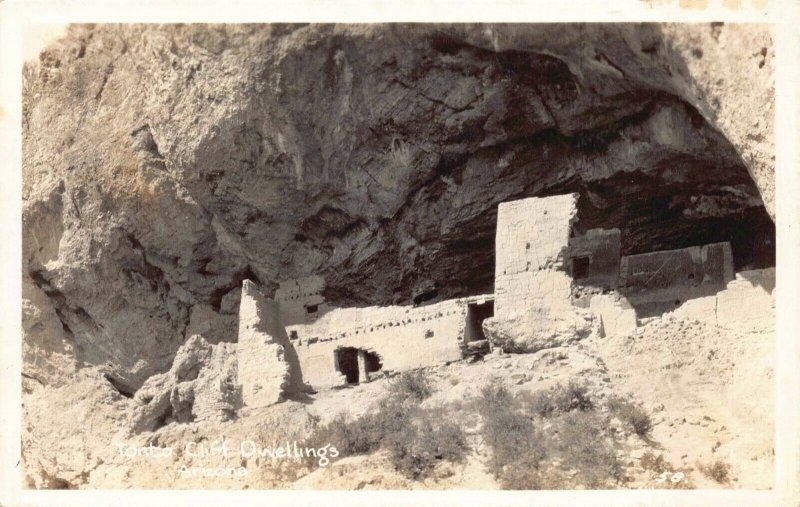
[22, 301, 773, 489]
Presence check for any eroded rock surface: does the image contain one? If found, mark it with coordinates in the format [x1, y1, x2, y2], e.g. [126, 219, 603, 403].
[131, 335, 240, 433]
[22, 23, 774, 392]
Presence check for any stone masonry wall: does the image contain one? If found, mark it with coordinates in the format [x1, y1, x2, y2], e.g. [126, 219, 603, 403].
[589, 293, 638, 338]
[130, 335, 240, 433]
[283, 296, 485, 389]
[486, 194, 593, 352]
[494, 194, 578, 316]
[275, 276, 330, 326]
[619, 241, 734, 316]
[191, 341, 241, 423]
[670, 268, 775, 333]
[567, 228, 621, 288]
[716, 268, 775, 332]
[236, 281, 294, 409]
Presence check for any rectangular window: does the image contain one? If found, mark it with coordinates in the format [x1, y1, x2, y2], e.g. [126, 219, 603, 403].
[572, 256, 590, 279]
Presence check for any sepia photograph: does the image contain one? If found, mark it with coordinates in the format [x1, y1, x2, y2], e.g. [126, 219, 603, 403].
[3, 3, 798, 504]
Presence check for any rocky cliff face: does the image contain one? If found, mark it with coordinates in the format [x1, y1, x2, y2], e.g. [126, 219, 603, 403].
[22, 24, 774, 392]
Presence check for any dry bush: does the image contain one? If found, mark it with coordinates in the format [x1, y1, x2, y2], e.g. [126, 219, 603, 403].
[478, 381, 624, 489]
[700, 459, 731, 484]
[385, 137, 415, 172]
[477, 384, 545, 479]
[496, 454, 557, 490]
[640, 451, 669, 473]
[607, 396, 653, 436]
[387, 370, 434, 401]
[527, 380, 594, 417]
[384, 413, 468, 479]
[304, 413, 381, 460]
[550, 410, 623, 488]
[304, 377, 468, 479]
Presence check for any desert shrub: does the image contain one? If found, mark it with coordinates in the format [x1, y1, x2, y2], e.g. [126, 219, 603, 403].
[607, 396, 652, 436]
[527, 389, 559, 417]
[497, 454, 560, 490]
[527, 380, 594, 417]
[387, 370, 434, 402]
[304, 382, 467, 479]
[640, 451, 669, 473]
[483, 401, 544, 476]
[304, 394, 412, 466]
[477, 381, 626, 489]
[384, 413, 468, 479]
[476, 384, 547, 485]
[304, 413, 381, 461]
[476, 383, 513, 414]
[551, 410, 623, 488]
[701, 459, 731, 484]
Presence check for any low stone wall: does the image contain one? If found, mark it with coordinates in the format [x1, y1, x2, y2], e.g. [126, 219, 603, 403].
[716, 268, 775, 332]
[666, 268, 774, 332]
[589, 294, 637, 337]
[285, 297, 483, 389]
[619, 242, 734, 317]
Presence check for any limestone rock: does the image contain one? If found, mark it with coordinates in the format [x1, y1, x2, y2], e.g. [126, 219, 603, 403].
[130, 335, 240, 433]
[659, 23, 775, 219]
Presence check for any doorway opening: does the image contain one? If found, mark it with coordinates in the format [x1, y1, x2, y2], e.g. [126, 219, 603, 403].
[334, 347, 383, 384]
[464, 300, 494, 343]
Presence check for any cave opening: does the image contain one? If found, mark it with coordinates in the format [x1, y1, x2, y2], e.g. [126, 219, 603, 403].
[306, 47, 774, 310]
[569, 173, 776, 272]
[335, 348, 359, 384]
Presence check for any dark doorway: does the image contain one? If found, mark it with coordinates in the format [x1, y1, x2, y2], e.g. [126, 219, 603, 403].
[335, 347, 383, 384]
[464, 300, 494, 343]
[336, 347, 360, 384]
[365, 351, 383, 376]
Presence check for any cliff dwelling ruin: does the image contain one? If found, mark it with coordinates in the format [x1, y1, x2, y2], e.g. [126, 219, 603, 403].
[19, 23, 787, 491]
[221, 192, 775, 412]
